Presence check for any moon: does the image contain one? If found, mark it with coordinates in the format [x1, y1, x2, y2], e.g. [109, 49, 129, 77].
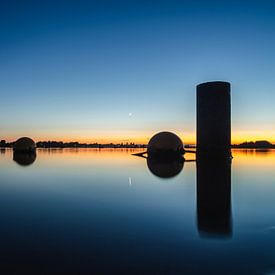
[129, 112, 132, 117]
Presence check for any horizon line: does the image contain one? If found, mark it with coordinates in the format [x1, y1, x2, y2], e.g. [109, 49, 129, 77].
[1, 138, 275, 146]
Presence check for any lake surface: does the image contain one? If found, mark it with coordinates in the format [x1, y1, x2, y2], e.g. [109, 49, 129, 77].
[1, 148, 275, 274]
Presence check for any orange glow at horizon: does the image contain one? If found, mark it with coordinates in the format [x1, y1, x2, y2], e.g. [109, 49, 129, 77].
[4, 130, 275, 145]
[231, 130, 275, 144]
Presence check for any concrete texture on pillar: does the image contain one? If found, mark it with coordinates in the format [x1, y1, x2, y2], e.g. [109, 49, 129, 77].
[196, 81, 231, 158]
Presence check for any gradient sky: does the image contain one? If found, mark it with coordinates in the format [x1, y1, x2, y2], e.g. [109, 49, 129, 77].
[1, 0, 275, 144]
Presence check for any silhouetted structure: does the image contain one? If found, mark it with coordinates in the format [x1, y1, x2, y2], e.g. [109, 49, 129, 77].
[197, 81, 231, 158]
[232, 140, 275, 148]
[0, 140, 6, 148]
[133, 132, 195, 177]
[196, 157, 232, 238]
[13, 137, 36, 152]
[147, 131, 184, 158]
[13, 152, 36, 166]
[36, 141, 146, 149]
[147, 155, 184, 178]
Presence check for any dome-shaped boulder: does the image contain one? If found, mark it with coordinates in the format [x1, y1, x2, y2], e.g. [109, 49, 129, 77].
[13, 137, 36, 152]
[147, 131, 184, 157]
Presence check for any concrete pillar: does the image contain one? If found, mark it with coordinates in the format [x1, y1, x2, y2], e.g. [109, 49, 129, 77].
[196, 81, 231, 158]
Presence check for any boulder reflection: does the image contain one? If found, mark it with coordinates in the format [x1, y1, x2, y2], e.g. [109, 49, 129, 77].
[13, 152, 37, 166]
[147, 155, 184, 178]
[196, 157, 232, 238]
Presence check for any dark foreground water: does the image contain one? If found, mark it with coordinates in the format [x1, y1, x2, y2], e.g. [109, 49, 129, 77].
[1, 148, 275, 274]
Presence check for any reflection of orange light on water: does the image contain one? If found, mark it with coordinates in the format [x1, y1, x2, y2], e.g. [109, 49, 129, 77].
[36, 148, 146, 167]
[37, 148, 275, 164]
[3, 147, 275, 176]
[232, 149, 275, 168]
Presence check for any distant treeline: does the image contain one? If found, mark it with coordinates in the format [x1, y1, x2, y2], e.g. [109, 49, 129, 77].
[231, 140, 275, 149]
[1, 139, 274, 149]
[0, 139, 146, 149]
[36, 141, 147, 148]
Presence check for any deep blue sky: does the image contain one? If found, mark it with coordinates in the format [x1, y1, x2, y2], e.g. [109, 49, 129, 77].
[1, 0, 275, 143]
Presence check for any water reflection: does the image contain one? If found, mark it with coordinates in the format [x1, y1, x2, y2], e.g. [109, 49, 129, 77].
[11, 149, 233, 239]
[13, 152, 37, 166]
[0, 148, 5, 154]
[234, 148, 273, 156]
[144, 153, 232, 238]
[1, 149, 275, 273]
[196, 158, 232, 238]
[147, 156, 184, 178]
[255, 149, 272, 155]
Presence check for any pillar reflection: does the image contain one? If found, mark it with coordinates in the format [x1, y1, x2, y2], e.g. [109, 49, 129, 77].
[196, 157, 232, 238]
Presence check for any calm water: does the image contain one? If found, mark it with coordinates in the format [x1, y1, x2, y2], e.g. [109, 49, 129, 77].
[1, 148, 275, 274]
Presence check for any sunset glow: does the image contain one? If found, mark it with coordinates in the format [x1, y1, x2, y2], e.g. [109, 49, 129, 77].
[4, 131, 275, 145]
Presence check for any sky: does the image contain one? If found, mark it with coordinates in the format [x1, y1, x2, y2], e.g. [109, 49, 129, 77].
[1, 0, 275, 144]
